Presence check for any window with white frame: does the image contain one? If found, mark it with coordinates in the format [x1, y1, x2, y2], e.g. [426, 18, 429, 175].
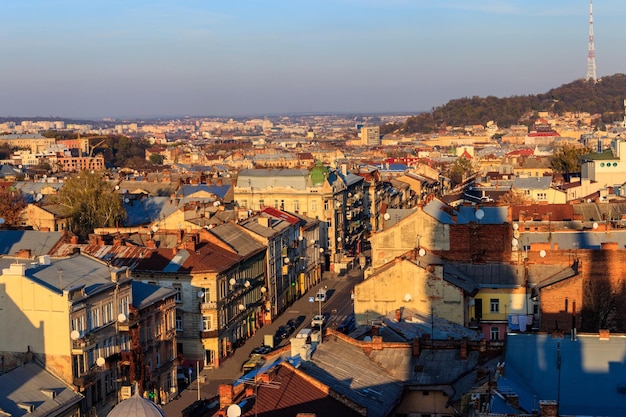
[294, 200, 300, 212]
[173, 284, 182, 303]
[490, 326, 500, 341]
[490, 298, 499, 313]
[311, 200, 317, 212]
[202, 315, 212, 331]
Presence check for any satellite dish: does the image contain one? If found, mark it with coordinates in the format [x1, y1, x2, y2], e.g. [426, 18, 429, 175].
[418, 248, 426, 257]
[404, 293, 412, 302]
[512, 238, 518, 247]
[96, 357, 105, 367]
[512, 223, 519, 230]
[115, 185, 120, 190]
[238, 304, 245, 311]
[244, 280, 251, 288]
[540, 250, 547, 258]
[513, 230, 520, 239]
[124, 198, 130, 204]
[42, 174, 47, 179]
[117, 313, 127, 323]
[151, 225, 159, 233]
[284, 257, 290, 264]
[363, 336, 372, 342]
[310, 239, 316, 245]
[197, 290, 205, 298]
[593, 222, 599, 229]
[229, 278, 236, 286]
[70, 330, 80, 340]
[227, 404, 242, 417]
[475, 209, 485, 220]
[383, 213, 391, 220]
[213, 201, 220, 207]
[260, 286, 267, 293]
[36, 193, 43, 202]
[319, 247, 324, 253]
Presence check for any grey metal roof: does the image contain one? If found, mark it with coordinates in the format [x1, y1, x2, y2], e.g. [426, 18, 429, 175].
[300, 337, 404, 417]
[131, 281, 177, 309]
[124, 197, 180, 226]
[208, 223, 265, 257]
[520, 230, 626, 250]
[0, 362, 83, 417]
[237, 169, 311, 190]
[0, 230, 63, 257]
[512, 176, 552, 190]
[0, 254, 112, 294]
[107, 388, 166, 417]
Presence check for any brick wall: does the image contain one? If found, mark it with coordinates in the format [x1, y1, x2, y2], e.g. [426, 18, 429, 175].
[436, 223, 512, 263]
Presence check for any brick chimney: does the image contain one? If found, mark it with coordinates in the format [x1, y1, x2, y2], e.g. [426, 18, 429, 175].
[505, 393, 519, 408]
[460, 337, 468, 360]
[395, 309, 402, 322]
[601, 242, 618, 250]
[70, 235, 79, 244]
[113, 236, 123, 247]
[412, 337, 420, 356]
[599, 329, 610, 340]
[219, 384, 234, 409]
[146, 239, 157, 249]
[538, 400, 558, 417]
[14, 249, 31, 259]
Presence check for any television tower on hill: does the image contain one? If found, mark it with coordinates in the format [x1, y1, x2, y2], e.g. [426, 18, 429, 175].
[586, 0, 597, 82]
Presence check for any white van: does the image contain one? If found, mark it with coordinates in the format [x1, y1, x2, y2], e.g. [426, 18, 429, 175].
[315, 289, 327, 302]
[296, 328, 314, 340]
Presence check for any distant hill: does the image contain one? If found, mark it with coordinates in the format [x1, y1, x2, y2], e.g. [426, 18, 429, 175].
[381, 73, 626, 135]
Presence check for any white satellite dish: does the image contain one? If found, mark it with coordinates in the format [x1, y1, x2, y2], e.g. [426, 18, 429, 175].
[213, 201, 220, 207]
[418, 248, 426, 257]
[475, 209, 485, 220]
[227, 404, 242, 417]
[512, 238, 518, 247]
[363, 336, 372, 342]
[593, 222, 598, 229]
[513, 230, 520, 239]
[151, 225, 159, 233]
[117, 313, 127, 323]
[124, 198, 130, 204]
[244, 280, 250, 288]
[238, 304, 245, 311]
[197, 290, 205, 298]
[115, 185, 120, 190]
[512, 223, 519, 230]
[260, 286, 267, 293]
[96, 357, 105, 367]
[383, 213, 391, 220]
[229, 278, 236, 286]
[404, 293, 412, 302]
[540, 250, 546, 258]
[70, 330, 80, 340]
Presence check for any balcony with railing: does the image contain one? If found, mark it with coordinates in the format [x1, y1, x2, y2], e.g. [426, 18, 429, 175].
[71, 334, 96, 355]
[117, 313, 139, 332]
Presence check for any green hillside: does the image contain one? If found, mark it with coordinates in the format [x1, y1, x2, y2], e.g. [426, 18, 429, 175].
[382, 73, 626, 134]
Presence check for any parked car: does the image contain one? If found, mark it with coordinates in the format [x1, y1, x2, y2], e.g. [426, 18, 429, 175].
[275, 325, 290, 340]
[286, 318, 298, 333]
[251, 345, 272, 355]
[311, 314, 325, 327]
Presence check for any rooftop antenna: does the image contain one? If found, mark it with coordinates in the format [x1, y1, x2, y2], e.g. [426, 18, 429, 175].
[586, 0, 597, 82]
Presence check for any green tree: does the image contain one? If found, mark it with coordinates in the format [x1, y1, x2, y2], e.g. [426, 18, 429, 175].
[449, 158, 474, 186]
[550, 145, 591, 174]
[149, 153, 165, 165]
[56, 171, 126, 239]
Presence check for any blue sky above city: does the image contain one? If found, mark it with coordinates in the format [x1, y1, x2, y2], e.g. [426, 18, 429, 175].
[1, 0, 624, 119]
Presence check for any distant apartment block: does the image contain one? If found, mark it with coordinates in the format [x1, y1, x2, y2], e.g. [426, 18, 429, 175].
[361, 126, 380, 146]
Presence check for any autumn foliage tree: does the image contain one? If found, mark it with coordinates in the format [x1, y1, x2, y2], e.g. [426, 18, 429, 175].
[56, 171, 126, 239]
[0, 191, 27, 228]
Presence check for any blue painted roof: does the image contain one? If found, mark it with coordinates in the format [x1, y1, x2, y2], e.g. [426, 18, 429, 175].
[502, 333, 626, 416]
[422, 199, 508, 225]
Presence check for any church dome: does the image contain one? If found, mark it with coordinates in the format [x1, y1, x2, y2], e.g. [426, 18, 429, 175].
[107, 389, 166, 417]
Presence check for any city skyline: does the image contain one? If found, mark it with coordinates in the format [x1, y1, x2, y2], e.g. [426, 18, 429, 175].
[1, 0, 625, 120]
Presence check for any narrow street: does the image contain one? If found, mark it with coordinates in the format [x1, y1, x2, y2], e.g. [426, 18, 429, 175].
[161, 267, 364, 416]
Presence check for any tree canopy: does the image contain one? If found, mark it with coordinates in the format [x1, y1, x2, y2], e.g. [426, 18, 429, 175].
[56, 171, 126, 239]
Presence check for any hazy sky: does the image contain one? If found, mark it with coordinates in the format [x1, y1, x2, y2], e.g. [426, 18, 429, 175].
[1, 0, 624, 119]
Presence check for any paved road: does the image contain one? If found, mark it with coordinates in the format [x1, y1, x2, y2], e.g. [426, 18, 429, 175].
[161, 268, 363, 416]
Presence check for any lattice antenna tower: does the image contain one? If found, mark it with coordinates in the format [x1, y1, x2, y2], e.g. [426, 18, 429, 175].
[586, 0, 597, 82]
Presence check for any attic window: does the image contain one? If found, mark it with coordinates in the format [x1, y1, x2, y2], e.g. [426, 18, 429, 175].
[17, 403, 35, 413]
[40, 388, 56, 399]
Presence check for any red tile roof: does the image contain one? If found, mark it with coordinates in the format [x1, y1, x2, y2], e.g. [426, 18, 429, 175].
[239, 364, 362, 417]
